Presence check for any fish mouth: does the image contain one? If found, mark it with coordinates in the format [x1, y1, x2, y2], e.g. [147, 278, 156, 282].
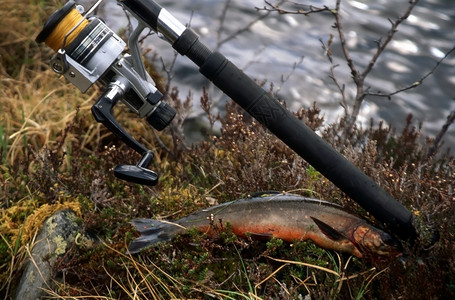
[353, 225, 402, 256]
[375, 232, 403, 256]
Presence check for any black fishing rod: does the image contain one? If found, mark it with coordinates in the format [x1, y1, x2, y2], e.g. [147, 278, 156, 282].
[36, 0, 418, 243]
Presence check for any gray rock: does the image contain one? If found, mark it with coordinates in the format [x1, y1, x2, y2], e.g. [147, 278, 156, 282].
[15, 209, 80, 300]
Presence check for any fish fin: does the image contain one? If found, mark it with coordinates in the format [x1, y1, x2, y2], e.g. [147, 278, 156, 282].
[128, 219, 183, 254]
[311, 217, 347, 242]
[249, 232, 274, 241]
[130, 218, 161, 234]
[250, 191, 282, 198]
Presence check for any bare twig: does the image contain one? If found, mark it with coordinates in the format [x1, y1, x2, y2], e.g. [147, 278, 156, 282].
[276, 55, 305, 94]
[217, 0, 232, 46]
[331, 0, 360, 83]
[365, 45, 455, 99]
[361, 1, 419, 79]
[216, 1, 277, 50]
[320, 35, 349, 115]
[257, 0, 330, 16]
[161, 51, 179, 95]
[330, 0, 420, 135]
[426, 110, 455, 159]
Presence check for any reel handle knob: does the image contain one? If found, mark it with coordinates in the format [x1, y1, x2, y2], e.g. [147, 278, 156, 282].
[114, 151, 159, 186]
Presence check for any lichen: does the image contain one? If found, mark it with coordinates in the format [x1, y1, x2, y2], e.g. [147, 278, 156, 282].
[52, 235, 67, 256]
[74, 232, 95, 249]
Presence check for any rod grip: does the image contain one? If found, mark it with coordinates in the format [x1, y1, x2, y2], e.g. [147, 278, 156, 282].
[172, 28, 212, 67]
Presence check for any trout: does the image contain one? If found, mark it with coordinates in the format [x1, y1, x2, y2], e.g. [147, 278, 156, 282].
[128, 193, 401, 258]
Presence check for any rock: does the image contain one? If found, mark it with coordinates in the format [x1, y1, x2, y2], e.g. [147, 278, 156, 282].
[15, 209, 80, 300]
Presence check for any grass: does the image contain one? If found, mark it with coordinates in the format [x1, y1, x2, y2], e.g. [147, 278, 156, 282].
[1, 0, 455, 299]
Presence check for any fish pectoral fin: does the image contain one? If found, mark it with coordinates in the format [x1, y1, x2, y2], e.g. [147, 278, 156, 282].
[249, 232, 274, 241]
[311, 217, 347, 242]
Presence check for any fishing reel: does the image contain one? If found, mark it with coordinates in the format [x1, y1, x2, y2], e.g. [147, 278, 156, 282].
[36, 0, 176, 186]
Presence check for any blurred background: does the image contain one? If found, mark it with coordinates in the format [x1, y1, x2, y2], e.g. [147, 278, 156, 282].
[95, 0, 455, 150]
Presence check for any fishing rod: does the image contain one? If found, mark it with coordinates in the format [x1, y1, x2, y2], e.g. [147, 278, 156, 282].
[36, 0, 419, 243]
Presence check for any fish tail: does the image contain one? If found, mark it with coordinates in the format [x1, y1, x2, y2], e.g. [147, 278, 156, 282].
[128, 218, 183, 254]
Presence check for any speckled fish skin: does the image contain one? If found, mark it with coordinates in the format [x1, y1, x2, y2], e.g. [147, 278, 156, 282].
[129, 193, 401, 257]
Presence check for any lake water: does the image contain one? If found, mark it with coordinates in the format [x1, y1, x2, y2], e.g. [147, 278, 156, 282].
[95, 0, 455, 151]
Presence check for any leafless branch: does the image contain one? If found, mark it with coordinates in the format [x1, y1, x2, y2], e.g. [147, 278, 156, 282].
[365, 45, 455, 99]
[361, 1, 419, 79]
[331, 0, 359, 83]
[215, 1, 276, 50]
[217, 0, 232, 45]
[329, 0, 420, 135]
[320, 35, 349, 115]
[276, 55, 305, 93]
[426, 110, 455, 159]
[257, 0, 330, 16]
[160, 51, 179, 95]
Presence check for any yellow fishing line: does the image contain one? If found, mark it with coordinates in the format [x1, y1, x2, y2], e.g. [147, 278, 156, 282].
[45, 9, 89, 52]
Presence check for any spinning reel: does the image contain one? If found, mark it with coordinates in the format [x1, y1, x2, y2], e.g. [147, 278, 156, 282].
[36, 0, 176, 185]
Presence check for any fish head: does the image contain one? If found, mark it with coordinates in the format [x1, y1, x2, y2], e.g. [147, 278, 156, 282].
[352, 224, 402, 256]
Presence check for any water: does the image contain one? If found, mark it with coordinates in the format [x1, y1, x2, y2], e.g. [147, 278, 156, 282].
[96, 0, 455, 150]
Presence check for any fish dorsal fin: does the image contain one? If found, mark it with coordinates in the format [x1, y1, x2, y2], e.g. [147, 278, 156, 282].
[249, 191, 282, 198]
[311, 217, 347, 242]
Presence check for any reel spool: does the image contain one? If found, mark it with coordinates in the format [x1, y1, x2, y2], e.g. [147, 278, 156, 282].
[36, 1, 89, 52]
[36, 0, 176, 185]
[36, 0, 126, 93]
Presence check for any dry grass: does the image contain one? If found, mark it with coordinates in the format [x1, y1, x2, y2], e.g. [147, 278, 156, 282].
[1, 0, 97, 165]
[0, 1, 97, 297]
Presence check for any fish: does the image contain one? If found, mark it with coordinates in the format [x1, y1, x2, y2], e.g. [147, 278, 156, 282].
[128, 192, 402, 258]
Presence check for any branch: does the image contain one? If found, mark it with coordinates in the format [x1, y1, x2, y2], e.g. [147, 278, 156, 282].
[216, 0, 232, 45]
[161, 51, 179, 95]
[257, 0, 330, 16]
[332, 0, 360, 82]
[426, 110, 455, 159]
[276, 55, 305, 93]
[320, 36, 349, 115]
[365, 45, 455, 99]
[216, 1, 278, 50]
[361, 0, 419, 79]
[333, 0, 420, 134]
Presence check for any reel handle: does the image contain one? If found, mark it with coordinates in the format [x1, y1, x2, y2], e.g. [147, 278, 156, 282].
[92, 79, 147, 154]
[91, 78, 159, 186]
